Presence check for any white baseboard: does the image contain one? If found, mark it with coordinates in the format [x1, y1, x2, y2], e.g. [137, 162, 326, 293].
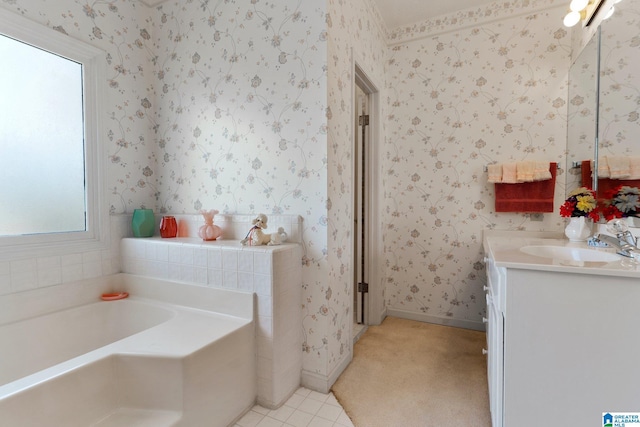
[301, 353, 353, 394]
[386, 308, 486, 332]
[368, 306, 387, 326]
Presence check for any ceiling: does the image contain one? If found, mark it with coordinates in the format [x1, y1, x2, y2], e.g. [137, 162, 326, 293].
[139, 0, 495, 30]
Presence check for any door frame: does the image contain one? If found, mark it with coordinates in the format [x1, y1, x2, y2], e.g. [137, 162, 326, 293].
[351, 51, 384, 329]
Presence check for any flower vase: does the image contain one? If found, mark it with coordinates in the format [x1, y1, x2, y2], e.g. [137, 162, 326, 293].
[564, 217, 592, 242]
[132, 209, 155, 237]
[198, 209, 222, 241]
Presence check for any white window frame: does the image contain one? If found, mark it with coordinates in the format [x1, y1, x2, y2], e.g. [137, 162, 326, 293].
[0, 9, 108, 260]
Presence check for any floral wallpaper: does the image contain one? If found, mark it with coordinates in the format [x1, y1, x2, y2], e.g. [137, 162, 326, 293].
[388, 0, 565, 45]
[0, 0, 335, 385]
[1, 0, 589, 393]
[147, 1, 329, 381]
[383, 2, 571, 327]
[598, 0, 640, 157]
[566, 33, 598, 193]
[326, 0, 387, 381]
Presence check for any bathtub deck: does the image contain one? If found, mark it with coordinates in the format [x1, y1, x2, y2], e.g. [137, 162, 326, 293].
[0, 300, 251, 395]
[0, 274, 256, 427]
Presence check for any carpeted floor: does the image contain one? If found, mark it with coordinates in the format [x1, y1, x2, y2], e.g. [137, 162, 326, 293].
[332, 317, 491, 427]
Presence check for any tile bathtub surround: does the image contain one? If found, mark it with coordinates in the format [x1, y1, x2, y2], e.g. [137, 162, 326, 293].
[0, 215, 126, 297]
[120, 237, 303, 409]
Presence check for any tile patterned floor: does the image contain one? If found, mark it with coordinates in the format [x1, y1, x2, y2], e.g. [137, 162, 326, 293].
[233, 387, 354, 427]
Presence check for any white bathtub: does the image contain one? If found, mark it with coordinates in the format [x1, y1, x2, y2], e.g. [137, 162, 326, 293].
[0, 273, 256, 427]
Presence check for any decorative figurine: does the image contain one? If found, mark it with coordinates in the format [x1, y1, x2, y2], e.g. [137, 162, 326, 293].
[240, 213, 288, 246]
[198, 209, 222, 241]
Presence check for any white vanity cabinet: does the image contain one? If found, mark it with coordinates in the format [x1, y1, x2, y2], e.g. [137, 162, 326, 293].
[484, 256, 504, 427]
[484, 235, 640, 427]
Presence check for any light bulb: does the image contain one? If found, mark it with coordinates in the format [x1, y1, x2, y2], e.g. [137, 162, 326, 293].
[563, 11, 581, 27]
[570, 0, 589, 12]
[604, 5, 615, 19]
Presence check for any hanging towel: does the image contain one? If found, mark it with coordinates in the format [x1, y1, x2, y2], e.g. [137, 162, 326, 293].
[583, 158, 640, 198]
[581, 160, 593, 187]
[629, 156, 640, 179]
[502, 162, 518, 184]
[494, 163, 557, 213]
[487, 164, 502, 183]
[533, 161, 552, 181]
[516, 161, 535, 182]
[597, 157, 610, 178]
[607, 156, 631, 179]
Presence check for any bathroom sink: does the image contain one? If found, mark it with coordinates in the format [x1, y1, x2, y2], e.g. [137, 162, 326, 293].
[519, 245, 621, 262]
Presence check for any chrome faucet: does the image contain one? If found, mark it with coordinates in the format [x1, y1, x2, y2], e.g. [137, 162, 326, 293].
[593, 219, 639, 258]
[593, 234, 638, 258]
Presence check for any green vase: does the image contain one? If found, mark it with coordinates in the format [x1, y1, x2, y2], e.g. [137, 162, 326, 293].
[132, 209, 155, 237]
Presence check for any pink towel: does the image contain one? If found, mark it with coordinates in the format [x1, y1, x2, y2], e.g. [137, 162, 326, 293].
[597, 158, 610, 178]
[516, 161, 535, 182]
[629, 156, 640, 179]
[608, 156, 630, 179]
[487, 164, 502, 183]
[533, 161, 552, 181]
[502, 163, 517, 184]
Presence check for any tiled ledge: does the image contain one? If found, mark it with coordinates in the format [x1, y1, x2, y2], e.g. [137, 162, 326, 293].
[120, 236, 303, 409]
[121, 237, 299, 288]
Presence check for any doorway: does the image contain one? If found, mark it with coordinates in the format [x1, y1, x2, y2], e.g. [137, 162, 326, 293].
[353, 67, 373, 342]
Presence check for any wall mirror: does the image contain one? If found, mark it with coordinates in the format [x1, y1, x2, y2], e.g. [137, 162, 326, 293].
[566, 0, 640, 197]
[598, 0, 640, 163]
[566, 28, 599, 194]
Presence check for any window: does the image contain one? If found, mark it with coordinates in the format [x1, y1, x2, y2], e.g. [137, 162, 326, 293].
[0, 9, 107, 258]
[0, 35, 86, 235]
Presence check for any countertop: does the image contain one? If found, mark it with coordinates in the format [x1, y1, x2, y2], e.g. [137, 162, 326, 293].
[483, 230, 640, 278]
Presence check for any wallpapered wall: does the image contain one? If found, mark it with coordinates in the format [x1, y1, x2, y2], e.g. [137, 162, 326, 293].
[0, 0, 331, 384]
[326, 0, 388, 384]
[566, 33, 597, 193]
[146, 1, 331, 384]
[1, 0, 582, 390]
[383, 0, 570, 327]
[598, 0, 640, 157]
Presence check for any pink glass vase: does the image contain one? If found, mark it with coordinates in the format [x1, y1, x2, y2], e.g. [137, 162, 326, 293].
[198, 209, 222, 241]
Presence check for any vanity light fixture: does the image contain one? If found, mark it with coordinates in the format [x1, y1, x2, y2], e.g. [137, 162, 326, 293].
[563, 0, 607, 27]
[570, 0, 589, 11]
[563, 10, 582, 27]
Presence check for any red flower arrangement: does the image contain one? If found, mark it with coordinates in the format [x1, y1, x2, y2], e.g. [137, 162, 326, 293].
[559, 187, 600, 221]
[601, 185, 640, 221]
